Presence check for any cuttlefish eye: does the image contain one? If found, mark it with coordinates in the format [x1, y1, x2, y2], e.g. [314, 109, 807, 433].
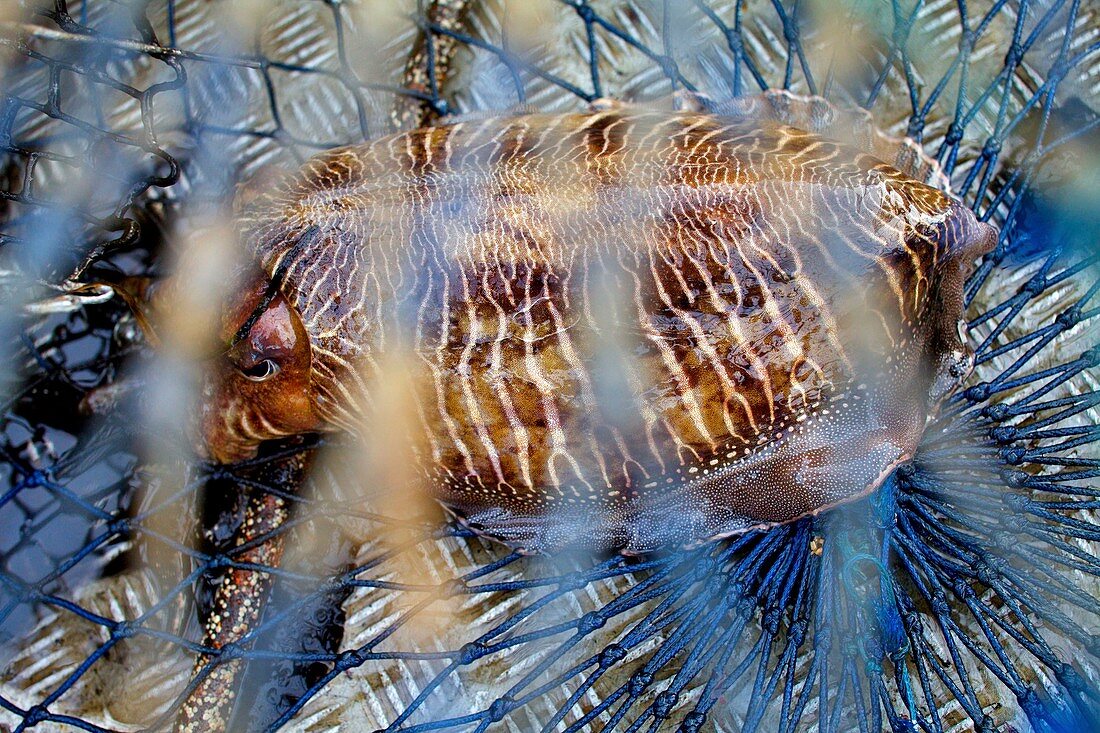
[224, 295, 299, 383]
[233, 355, 281, 382]
[228, 334, 286, 383]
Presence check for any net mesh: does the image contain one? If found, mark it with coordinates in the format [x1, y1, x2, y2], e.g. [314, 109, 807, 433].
[1, 0, 1098, 731]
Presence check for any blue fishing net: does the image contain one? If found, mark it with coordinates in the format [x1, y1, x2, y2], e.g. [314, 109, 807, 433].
[1, 1, 1098, 731]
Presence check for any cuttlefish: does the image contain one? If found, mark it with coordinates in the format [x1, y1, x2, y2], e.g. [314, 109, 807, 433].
[199, 92, 995, 554]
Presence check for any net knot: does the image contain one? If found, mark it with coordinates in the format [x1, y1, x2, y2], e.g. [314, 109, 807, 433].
[724, 29, 743, 54]
[958, 30, 977, 55]
[1056, 306, 1082, 329]
[653, 689, 679, 718]
[782, 20, 799, 44]
[763, 607, 782, 635]
[24, 705, 49, 726]
[107, 517, 130, 536]
[599, 643, 626, 668]
[1021, 275, 1047, 296]
[457, 641, 486, 665]
[724, 580, 746, 607]
[577, 611, 605, 634]
[973, 559, 996, 585]
[692, 555, 716, 581]
[965, 382, 992, 402]
[736, 593, 757, 619]
[573, 2, 596, 23]
[335, 649, 365, 671]
[930, 591, 950, 616]
[945, 123, 965, 146]
[112, 620, 135, 639]
[680, 711, 707, 733]
[207, 553, 231, 570]
[487, 696, 512, 722]
[788, 617, 808, 646]
[951, 578, 975, 600]
[998, 511, 1028, 535]
[1000, 446, 1026, 465]
[1000, 468, 1028, 488]
[1016, 688, 1042, 717]
[223, 642, 248, 660]
[628, 670, 653, 696]
[558, 572, 586, 592]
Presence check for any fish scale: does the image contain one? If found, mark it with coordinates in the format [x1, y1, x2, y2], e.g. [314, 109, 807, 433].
[210, 97, 996, 554]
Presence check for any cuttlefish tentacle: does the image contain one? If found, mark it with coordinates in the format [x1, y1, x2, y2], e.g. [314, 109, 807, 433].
[174, 487, 289, 733]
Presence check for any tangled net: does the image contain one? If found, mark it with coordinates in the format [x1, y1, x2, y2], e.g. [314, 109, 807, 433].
[1, 1, 1098, 731]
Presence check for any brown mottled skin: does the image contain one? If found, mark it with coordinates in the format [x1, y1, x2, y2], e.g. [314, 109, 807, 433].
[201, 94, 996, 554]
[200, 272, 319, 463]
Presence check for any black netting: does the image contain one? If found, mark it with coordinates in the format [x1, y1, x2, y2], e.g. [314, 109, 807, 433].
[1, 0, 1099, 731]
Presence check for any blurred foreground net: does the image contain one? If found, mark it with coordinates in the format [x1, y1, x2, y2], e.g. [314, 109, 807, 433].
[0, 0, 1099, 731]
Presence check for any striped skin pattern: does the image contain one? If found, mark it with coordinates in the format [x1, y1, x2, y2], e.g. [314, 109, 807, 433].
[211, 102, 996, 554]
